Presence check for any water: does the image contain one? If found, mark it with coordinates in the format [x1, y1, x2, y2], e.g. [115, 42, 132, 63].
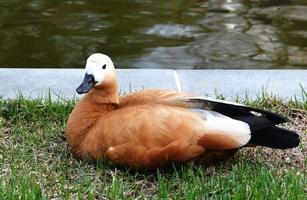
[1, 0, 307, 69]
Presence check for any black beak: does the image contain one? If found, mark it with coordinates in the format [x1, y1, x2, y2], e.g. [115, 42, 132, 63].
[76, 73, 97, 94]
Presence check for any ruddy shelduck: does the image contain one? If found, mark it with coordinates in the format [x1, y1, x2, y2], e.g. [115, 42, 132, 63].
[66, 53, 300, 168]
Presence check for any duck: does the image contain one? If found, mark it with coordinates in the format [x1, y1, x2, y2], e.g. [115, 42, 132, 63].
[66, 53, 300, 169]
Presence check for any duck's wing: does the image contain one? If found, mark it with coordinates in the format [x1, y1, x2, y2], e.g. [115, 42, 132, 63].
[121, 91, 287, 125]
[119, 89, 190, 108]
[183, 97, 299, 149]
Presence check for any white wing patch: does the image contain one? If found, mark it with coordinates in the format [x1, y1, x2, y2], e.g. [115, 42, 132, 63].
[191, 109, 251, 147]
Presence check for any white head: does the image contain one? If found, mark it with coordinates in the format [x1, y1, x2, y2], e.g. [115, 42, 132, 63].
[76, 53, 115, 94]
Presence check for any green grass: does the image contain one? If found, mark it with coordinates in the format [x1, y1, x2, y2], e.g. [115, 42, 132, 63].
[0, 95, 306, 199]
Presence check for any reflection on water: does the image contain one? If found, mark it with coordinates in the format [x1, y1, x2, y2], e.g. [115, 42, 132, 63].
[0, 0, 307, 69]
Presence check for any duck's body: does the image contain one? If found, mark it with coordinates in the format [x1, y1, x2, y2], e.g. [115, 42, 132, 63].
[66, 53, 300, 169]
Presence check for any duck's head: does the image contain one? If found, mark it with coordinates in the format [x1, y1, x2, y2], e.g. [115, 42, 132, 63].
[76, 53, 115, 94]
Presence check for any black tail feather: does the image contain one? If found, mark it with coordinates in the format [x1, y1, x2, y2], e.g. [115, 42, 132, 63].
[249, 126, 300, 149]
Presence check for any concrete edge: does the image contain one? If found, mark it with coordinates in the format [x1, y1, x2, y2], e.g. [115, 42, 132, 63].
[0, 68, 306, 101]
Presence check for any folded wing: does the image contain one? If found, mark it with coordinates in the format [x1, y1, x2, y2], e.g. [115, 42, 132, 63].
[184, 97, 300, 149]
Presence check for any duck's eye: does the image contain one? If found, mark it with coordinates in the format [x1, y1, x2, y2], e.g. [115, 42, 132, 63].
[102, 64, 106, 70]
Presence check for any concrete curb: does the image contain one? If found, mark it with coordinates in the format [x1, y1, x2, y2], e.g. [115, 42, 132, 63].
[0, 68, 306, 100]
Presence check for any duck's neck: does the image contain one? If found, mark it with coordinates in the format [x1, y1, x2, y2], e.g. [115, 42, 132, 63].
[87, 77, 119, 106]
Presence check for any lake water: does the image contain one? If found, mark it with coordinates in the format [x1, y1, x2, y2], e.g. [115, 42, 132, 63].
[1, 0, 307, 69]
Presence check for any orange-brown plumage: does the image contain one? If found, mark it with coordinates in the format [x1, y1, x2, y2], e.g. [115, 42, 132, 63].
[68, 89, 207, 168]
[66, 53, 300, 169]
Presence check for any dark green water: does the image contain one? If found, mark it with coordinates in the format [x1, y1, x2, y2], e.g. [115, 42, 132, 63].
[1, 0, 307, 69]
